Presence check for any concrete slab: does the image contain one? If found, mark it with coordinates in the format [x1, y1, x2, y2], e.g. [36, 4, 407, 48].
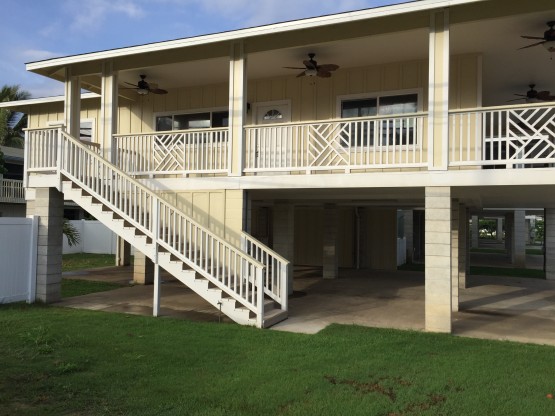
[58, 265, 555, 346]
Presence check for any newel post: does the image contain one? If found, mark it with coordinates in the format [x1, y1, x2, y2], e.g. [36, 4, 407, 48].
[256, 265, 264, 328]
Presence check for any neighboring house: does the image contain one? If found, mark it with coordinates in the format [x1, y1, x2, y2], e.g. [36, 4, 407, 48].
[2, 0, 555, 331]
[0, 146, 25, 217]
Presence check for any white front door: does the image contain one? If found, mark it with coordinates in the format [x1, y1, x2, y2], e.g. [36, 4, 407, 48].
[252, 102, 291, 171]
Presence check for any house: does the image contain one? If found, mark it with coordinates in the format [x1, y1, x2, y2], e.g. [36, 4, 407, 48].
[0, 145, 26, 216]
[2, 0, 555, 331]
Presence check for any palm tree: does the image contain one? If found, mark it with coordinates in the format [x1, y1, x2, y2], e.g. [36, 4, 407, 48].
[0, 85, 31, 148]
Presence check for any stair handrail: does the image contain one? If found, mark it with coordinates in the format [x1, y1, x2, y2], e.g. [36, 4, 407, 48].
[28, 127, 266, 322]
[241, 232, 289, 312]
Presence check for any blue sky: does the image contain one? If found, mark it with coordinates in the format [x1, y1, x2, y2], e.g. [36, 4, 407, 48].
[2, 0, 411, 98]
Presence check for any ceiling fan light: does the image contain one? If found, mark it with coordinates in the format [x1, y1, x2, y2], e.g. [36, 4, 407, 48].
[137, 88, 149, 95]
[543, 41, 555, 52]
[305, 68, 318, 77]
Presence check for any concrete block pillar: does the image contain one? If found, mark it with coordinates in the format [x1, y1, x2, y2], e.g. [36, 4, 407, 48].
[273, 202, 295, 294]
[322, 205, 339, 279]
[471, 215, 479, 248]
[513, 210, 526, 268]
[116, 236, 131, 266]
[403, 210, 414, 263]
[505, 213, 513, 259]
[133, 251, 154, 285]
[425, 187, 452, 333]
[451, 201, 459, 312]
[33, 188, 64, 303]
[546, 209, 555, 281]
[458, 205, 468, 289]
[496, 218, 503, 242]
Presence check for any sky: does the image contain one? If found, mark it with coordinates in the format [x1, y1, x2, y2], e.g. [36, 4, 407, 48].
[2, 0, 412, 98]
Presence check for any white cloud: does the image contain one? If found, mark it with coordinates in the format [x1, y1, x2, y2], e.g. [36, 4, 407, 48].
[63, 0, 146, 33]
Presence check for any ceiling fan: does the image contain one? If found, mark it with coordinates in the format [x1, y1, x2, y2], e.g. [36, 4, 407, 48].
[284, 53, 339, 78]
[508, 84, 555, 102]
[122, 75, 168, 95]
[519, 21, 555, 51]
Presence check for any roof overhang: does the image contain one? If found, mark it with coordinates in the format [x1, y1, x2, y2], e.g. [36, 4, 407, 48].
[0, 93, 100, 112]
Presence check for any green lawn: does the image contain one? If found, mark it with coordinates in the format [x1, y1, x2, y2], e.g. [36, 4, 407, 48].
[62, 253, 117, 272]
[61, 279, 124, 298]
[1, 305, 555, 415]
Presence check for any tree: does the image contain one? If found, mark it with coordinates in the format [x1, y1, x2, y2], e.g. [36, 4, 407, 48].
[0, 148, 7, 175]
[0, 85, 31, 148]
[63, 219, 81, 247]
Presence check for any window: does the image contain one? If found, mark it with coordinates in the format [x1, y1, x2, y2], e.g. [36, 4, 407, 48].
[340, 93, 418, 146]
[155, 110, 229, 132]
[80, 120, 93, 142]
[263, 109, 283, 121]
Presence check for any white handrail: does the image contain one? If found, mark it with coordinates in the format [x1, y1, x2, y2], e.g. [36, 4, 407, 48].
[27, 127, 266, 317]
[0, 178, 25, 202]
[244, 113, 427, 173]
[113, 128, 229, 176]
[241, 232, 289, 311]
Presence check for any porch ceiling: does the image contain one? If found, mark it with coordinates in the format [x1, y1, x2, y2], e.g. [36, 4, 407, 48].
[115, 7, 555, 108]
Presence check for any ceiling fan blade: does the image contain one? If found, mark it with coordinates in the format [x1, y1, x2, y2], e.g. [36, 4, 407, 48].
[283, 66, 306, 70]
[513, 93, 527, 97]
[150, 88, 168, 95]
[123, 81, 138, 87]
[318, 64, 339, 72]
[120, 87, 139, 90]
[518, 41, 547, 49]
[506, 98, 526, 102]
[317, 71, 332, 78]
[520, 35, 545, 40]
[537, 91, 551, 100]
[296, 71, 307, 78]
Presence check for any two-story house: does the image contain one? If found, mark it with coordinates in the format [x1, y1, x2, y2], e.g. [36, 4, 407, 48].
[2, 0, 555, 332]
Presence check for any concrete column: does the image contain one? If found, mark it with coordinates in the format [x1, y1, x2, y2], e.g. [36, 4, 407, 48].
[425, 187, 452, 333]
[272, 202, 294, 294]
[546, 209, 555, 280]
[64, 67, 81, 139]
[458, 204, 468, 289]
[496, 218, 503, 242]
[451, 201, 459, 312]
[323, 205, 339, 279]
[228, 41, 247, 177]
[513, 210, 526, 268]
[116, 237, 131, 266]
[133, 251, 154, 285]
[100, 60, 119, 162]
[33, 188, 64, 303]
[403, 210, 414, 263]
[427, 9, 450, 171]
[505, 213, 513, 259]
[471, 215, 479, 248]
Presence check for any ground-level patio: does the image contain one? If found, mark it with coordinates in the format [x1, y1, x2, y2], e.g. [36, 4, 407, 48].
[58, 263, 555, 346]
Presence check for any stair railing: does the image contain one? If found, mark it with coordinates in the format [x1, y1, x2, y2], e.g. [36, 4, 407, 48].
[26, 127, 266, 326]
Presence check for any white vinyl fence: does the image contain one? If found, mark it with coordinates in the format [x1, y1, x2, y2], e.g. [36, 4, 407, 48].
[0, 216, 38, 304]
[63, 220, 118, 254]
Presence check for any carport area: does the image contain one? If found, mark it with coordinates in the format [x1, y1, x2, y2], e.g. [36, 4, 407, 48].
[58, 265, 555, 346]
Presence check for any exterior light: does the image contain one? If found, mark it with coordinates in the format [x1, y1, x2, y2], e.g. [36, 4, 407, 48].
[137, 88, 149, 95]
[305, 68, 318, 77]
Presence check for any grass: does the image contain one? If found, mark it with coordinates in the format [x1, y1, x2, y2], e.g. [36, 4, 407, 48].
[1, 304, 555, 415]
[62, 253, 117, 272]
[61, 279, 124, 298]
[470, 247, 544, 255]
[398, 263, 545, 279]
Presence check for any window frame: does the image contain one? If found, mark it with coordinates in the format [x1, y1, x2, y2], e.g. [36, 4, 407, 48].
[153, 107, 229, 132]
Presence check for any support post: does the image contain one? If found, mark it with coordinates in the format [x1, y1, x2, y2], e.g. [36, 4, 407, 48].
[153, 265, 161, 317]
[425, 186, 452, 333]
[427, 9, 450, 171]
[100, 60, 119, 162]
[323, 204, 339, 279]
[404, 210, 414, 263]
[451, 200, 459, 312]
[228, 41, 247, 176]
[273, 201, 295, 294]
[116, 236, 131, 266]
[458, 204, 468, 289]
[513, 210, 526, 268]
[471, 215, 479, 248]
[64, 67, 81, 138]
[546, 209, 555, 281]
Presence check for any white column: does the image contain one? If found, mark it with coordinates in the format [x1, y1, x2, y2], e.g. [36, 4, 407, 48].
[427, 9, 450, 171]
[229, 41, 247, 177]
[404, 210, 414, 263]
[458, 205, 468, 289]
[425, 187, 452, 333]
[64, 67, 81, 138]
[273, 201, 295, 294]
[471, 215, 479, 248]
[513, 210, 526, 268]
[546, 209, 555, 280]
[496, 218, 503, 242]
[100, 60, 119, 162]
[153, 265, 161, 317]
[323, 204, 339, 279]
[451, 201, 459, 312]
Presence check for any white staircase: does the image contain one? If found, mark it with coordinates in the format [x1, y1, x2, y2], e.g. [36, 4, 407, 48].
[26, 127, 288, 328]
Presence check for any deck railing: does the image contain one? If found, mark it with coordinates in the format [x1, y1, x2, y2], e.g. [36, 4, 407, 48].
[244, 113, 427, 173]
[113, 128, 229, 176]
[0, 178, 25, 203]
[449, 102, 555, 168]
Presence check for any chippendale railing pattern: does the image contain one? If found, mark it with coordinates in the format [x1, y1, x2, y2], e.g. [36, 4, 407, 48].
[114, 128, 229, 176]
[449, 103, 555, 167]
[244, 113, 427, 173]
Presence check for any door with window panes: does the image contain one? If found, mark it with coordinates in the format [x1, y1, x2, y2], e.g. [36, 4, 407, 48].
[253, 102, 291, 169]
[340, 93, 418, 148]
